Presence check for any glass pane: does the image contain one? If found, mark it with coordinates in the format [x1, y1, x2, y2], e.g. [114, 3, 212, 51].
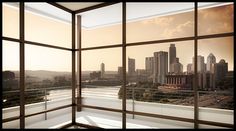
[2, 120, 19, 129]
[127, 2, 194, 43]
[198, 3, 234, 35]
[25, 107, 72, 128]
[198, 37, 234, 125]
[80, 47, 122, 128]
[125, 41, 194, 128]
[2, 2, 19, 39]
[2, 41, 20, 119]
[126, 116, 193, 128]
[2, 40, 19, 128]
[82, 48, 122, 109]
[25, 44, 71, 118]
[25, 2, 72, 48]
[199, 124, 232, 129]
[76, 109, 122, 129]
[78, 3, 122, 48]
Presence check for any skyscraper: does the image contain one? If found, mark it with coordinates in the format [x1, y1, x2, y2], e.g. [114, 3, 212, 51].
[153, 51, 168, 84]
[117, 66, 123, 80]
[145, 57, 154, 75]
[214, 59, 228, 82]
[128, 58, 135, 76]
[170, 57, 183, 74]
[101, 63, 105, 78]
[187, 63, 193, 74]
[169, 44, 176, 73]
[207, 53, 216, 73]
[192, 56, 206, 89]
[192, 55, 205, 73]
[205, 72, 215, 90]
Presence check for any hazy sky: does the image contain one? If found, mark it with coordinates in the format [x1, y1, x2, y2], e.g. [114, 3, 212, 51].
[3, 4, 234, 72]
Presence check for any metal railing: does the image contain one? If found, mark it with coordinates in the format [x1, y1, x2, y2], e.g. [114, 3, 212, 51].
[125, 87, 233, 108]
[3, 85, 233, 113]
[3, 86, 72, 120]
[2, 85, 234, 127]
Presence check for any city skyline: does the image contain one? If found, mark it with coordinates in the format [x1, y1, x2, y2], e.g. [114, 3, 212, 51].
[84, 48, 229, 74]
[3, 3, 234, 72]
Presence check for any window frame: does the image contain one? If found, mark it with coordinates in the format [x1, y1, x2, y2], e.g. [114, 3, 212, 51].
[2, 2, 234, 129]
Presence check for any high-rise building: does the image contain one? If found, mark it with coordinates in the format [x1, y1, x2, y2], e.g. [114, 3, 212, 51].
[128, 58, 135, 76]
[214, 59, 228, 82]
[207, 53, 216, 73]
[153, 51, 168, 84]
[101, 63, 105, 78]
[170, 58, 183, 74]
[192, 55, 206, 89]
[117, 66, 123, 80]
[169, 44, 176, 73]
[205, 72, 215, 90]
[145, 57, 154, 75]
[204, 63, 207, 73]
[197, 72, 206, 90]
[192, 55, 205, 73]
[136, 69, 146, 76]
[187, 64, 193, 74]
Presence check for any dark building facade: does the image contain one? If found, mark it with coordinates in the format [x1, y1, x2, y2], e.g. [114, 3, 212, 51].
[166, 74, 193, 89]
[169, 44, 176, 73]
[128, 57, 136, 76]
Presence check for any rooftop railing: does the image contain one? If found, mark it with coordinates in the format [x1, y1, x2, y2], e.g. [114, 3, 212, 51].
[2, 85, 234, 128]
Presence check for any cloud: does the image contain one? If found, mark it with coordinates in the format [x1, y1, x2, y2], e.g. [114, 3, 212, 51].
[141, 16, 174, 27]
[160, 20, 193, 38]
[198, 4, 233, 35]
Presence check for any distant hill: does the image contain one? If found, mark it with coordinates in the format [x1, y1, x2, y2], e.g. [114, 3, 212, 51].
[12, 70, 71, 80]
[81, 71, 117, 75]
[10, 70, 118, 80]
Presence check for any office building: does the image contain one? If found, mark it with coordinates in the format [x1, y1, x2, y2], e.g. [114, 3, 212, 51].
[101, 63, 105, 78]
[153, 51, 168, 84]
[170, 57, 183, 74]
[117, 66, 123, 80]
[207, 53, 216, 73]
[145, 57, 154, 75]
[187, 63, 193, 74]
[205, 72, 215, 90]
[169, 44, 176, 73]
[214, 59, 228, 82]
[192, 55, 205, 73]
[128, 57, 135, 76]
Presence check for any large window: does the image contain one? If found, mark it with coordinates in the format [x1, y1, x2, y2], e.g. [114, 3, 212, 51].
[2, 2, 73, 129]
[76, 3, 123, 128]
[2, 2, 234, 129]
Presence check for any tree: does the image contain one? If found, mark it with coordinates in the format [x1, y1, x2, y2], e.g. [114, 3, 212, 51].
[53, 75, 71, 87]
[3, 71, 15, 80]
